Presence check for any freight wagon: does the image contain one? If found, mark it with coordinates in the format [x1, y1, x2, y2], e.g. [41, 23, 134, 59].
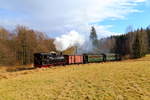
[64, 55, 83, 65]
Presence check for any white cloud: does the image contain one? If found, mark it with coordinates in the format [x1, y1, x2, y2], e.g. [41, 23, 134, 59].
[54, 30, 85, 51]
[0, 0, 147, 38]
[93, 25, 122, 37]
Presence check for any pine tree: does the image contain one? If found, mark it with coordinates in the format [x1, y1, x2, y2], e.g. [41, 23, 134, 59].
[146, 27, 150, 53]
[132, 32, 141, 58]
[140, 28, 148, 56]
[90, 26, 98, 50]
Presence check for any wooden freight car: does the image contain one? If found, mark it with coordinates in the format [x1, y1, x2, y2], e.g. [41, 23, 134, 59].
[64, 55, 83, 65]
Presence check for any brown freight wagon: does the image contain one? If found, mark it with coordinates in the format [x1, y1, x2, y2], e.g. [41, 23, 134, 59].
[64, 55, 83, 65]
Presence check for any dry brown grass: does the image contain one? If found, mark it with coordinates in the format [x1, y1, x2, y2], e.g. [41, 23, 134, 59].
[0, 55, 150, 100]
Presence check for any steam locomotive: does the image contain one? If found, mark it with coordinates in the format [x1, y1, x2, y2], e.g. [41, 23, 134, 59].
[34, 52, 121, 68]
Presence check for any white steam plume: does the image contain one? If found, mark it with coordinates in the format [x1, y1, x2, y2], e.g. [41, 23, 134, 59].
[54, 30, 85, 51]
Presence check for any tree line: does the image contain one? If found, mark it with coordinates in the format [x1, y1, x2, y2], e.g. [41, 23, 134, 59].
[0, 25, 150, 66]
[0, 26, 56, 65]
[98, 26, 150, 59]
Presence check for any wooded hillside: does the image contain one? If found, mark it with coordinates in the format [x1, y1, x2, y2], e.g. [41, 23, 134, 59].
[0, 26, 56, 65]
[0, 25, 150, 65]
[98, 26, 150, 59]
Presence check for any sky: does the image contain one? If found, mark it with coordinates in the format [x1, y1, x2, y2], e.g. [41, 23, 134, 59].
[0, 0, 150, 38]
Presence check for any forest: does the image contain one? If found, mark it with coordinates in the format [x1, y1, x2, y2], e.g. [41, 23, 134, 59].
[0, 25, 150, 65]
[101, 26, 150, 59]
[0, 26, 56, 65]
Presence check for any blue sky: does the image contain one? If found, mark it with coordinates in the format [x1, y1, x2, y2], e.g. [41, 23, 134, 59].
[0, 0, 150, 38]
[99, 3, 150, 33]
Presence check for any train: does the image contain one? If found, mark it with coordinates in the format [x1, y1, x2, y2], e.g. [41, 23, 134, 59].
[34, 52, 121, 68]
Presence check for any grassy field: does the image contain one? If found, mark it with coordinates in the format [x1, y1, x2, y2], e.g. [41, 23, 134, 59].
[0, 56, 150, 100]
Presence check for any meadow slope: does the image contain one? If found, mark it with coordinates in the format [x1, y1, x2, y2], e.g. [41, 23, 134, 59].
[0, 56, 150, 100]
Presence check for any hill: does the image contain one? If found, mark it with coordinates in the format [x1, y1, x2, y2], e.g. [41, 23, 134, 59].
[0, 55, 150, 100]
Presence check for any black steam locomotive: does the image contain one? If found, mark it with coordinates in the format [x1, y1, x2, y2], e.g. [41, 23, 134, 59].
[34, 52, 121, 68]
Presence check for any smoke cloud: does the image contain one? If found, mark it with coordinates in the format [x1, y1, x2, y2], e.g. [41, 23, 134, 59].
[54, 30, 85, 51]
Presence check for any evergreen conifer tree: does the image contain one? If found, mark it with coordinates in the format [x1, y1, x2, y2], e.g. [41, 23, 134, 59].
[132, 33, 141, 58]
[90, 26, 98, 50]
[146, 27, 150, 53]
